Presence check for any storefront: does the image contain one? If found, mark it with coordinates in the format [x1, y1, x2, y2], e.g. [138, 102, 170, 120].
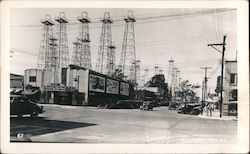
[87, 70, 132, 106]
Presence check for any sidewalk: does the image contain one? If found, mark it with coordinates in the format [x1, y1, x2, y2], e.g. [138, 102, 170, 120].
[197, 109, 237, 121]
[37, 103, 97, 109]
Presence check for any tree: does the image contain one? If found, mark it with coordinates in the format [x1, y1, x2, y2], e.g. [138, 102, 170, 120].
[176, 80, 200, 104]
[146, 74, 170, 101]
[111, 68, 124, 79]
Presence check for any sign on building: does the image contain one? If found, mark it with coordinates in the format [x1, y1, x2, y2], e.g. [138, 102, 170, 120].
[44, 84, 66, 91]
[106, 79, 119, 94]
[89, 74, 105, 93]
[120, 82, 129, 96]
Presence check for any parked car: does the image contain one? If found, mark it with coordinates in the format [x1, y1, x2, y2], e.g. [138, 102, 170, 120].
[109, 100, 143, 109]
[10, 95, 44, 118]
[140, 101, 154, 111]
[161, 101, 170, 106]
[177, 103, 202, 115]
[151, 101, 160, 107]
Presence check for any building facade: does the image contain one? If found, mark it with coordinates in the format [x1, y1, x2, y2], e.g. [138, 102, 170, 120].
[10, 74, 23, 91]
[24, 65, 133, 106]
[222, 60, 237, 116]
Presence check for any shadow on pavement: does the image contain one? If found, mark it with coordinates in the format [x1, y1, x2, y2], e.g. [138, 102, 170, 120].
[10, 117, 97, 141]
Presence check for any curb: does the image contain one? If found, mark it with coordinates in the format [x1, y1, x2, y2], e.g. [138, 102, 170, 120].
[196, 115, 238, 121]
[38, 103, 98, 109]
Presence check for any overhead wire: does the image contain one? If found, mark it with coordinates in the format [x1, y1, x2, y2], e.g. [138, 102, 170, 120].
[11, 8, 236, 29]
[10, 48, 221, 66]
[10, 9, 236, 82]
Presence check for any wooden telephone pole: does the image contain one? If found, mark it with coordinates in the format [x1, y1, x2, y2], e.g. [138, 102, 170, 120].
[200, 66, 212, 109]
[208, 35, 227, 118]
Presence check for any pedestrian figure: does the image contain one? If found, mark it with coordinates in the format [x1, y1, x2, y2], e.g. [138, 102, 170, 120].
[205, 104, 209, 116]
[208, 104, 213, 117]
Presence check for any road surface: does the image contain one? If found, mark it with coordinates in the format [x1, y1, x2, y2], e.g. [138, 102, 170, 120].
[10, 104, 237, 143]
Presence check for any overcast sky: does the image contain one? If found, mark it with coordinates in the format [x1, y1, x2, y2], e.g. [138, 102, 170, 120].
[10, 8, 237, 92]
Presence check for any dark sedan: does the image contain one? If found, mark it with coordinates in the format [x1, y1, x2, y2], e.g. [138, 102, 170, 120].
[109, 100, 143, 109]
[10, 95, 44, 118]
[177, 103, 202, 115]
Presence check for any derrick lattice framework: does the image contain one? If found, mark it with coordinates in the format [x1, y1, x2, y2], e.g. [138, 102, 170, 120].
[55, 12, 69, 69]
[72, 39, 81, 66]
[167, 59, 175, 92]
[108, 42, 116, 75]
[38, 15, 55, 69]
[72, 12, 92, 69]
[49, 37, 59, 83]
[96, 12, 115, 75]
[135, 59, 141, 87]
[119, 10, 136, 83]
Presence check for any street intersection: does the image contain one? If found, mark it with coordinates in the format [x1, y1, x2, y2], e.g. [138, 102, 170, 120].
[10, 104, 237, 144]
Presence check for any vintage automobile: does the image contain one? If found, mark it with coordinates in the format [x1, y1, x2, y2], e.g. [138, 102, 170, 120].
[177, 103, 202, 115]
[140, 101, 154, 111]
[10, 95, 44, 118]
[109, 100, 143, 109]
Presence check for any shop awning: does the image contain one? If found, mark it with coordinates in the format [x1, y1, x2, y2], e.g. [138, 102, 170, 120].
[21, 89, 40, 95]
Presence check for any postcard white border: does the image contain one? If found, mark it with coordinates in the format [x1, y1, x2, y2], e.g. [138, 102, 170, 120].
[1, 0, 249, 153]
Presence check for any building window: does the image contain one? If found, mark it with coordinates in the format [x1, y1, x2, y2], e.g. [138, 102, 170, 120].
[230, 73, 237, 84]
[29, 76, 36, 82]
[229, 89, 238, 101]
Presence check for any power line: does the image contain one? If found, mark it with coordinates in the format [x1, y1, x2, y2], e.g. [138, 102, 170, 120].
[10, 48, 38, 56]
[11, 8, 236, 29]
[11, 48, 221, 66]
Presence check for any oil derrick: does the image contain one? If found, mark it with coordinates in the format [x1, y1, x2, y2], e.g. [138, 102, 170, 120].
[72, 38, 81, 66]
[135, 59, 141, 87]
[171, 67, 178, 98]
[119, 10, 136, 83]
[170, 67, 178, 107]
[55, 12, 69, 69]
[49, 37, 59, 83]
[176, 70, 180, 86]
[167, 59, 174, 90]
[168, 59, 175, 109]
[108, 42, 116, 76]
[96, 12, 114, 75]
[77, 12, 91, 69]
[38, 15, 54, 69]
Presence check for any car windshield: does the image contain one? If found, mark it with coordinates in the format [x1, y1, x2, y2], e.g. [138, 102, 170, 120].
[10, 97, 18, 103]
[10, 97, 14, 103]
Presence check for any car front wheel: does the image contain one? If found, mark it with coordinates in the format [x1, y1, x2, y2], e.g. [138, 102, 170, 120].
[31, 109, 39, 118]
[190, 109, 194, 115]
[17, 114, 23, 118]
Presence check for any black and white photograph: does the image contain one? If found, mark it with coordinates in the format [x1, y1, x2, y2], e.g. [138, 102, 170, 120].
[1, 0, 249, 154]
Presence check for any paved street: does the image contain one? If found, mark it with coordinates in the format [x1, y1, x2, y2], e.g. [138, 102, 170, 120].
[10, 104, 237, 144]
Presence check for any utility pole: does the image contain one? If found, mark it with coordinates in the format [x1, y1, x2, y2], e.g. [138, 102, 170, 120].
[200, 66, 212, 108]
[208, 35, 227, 118]
[201, 80, 205, 114]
